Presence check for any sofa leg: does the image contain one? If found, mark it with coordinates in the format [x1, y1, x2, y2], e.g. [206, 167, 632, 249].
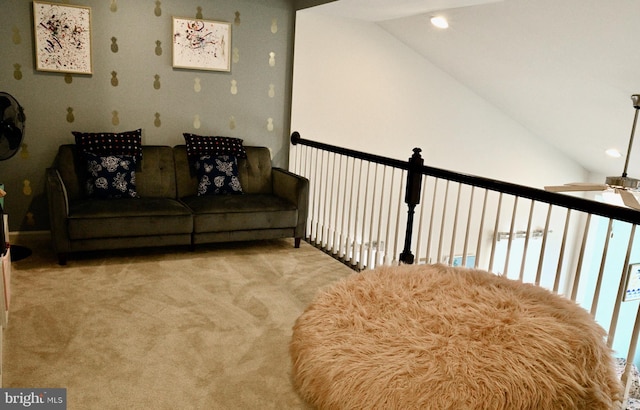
[57, 253, 68, 265]
[294, 237, 301, 248]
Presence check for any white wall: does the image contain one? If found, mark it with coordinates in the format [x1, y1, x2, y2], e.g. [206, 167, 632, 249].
[291, 10, 587, 188]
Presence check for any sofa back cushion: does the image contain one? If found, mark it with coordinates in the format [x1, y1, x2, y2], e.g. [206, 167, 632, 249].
[174, 145, 273, 198]
[55, 145, 178, 200]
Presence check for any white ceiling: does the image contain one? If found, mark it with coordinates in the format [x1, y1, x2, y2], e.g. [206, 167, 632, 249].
[306, 0, 640, 179]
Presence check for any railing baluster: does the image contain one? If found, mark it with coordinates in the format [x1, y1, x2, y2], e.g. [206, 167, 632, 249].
[290, 144, 297, 173]
[475, 189, 488, 270]
[415, 176, 429, 265]
[553, 209, 572, 293]
[360, 162, 372, 270]
[489, 193, 503, 273]
[384, 168, 396, 266]
[608, 224, 635, 348]
[346, 159, 358, 263]
[448, 183, 462, 266]
[353, 161, 365, 267]
[571, 213, 591, 302]
[338, 156, 350, 258]
[519, 200, 535, 282]
[300, 145, 308, 237]
[305, 145, 311, 221]
[622, 304, 640, 401]
[504, 196, 518, 276]
[323, 151, 331, 248]
[374, 166, 387, 268]
[535, 204, 553, 286]
[319, 149, 324, 245]
[437, 180, 450, 264]
[306, 146, 312, 241]
[590, 218, 613, 317]
[331, 154, 343, 255]
[425, 178, 439, 265]
[318, 150, 325, 247]
[462, 186, 475, 267]
[360, 162, 378, 266]
[313, 147, 321, 245]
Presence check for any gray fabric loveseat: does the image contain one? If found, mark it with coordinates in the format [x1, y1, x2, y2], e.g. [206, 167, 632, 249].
[46, 143, 309, 265]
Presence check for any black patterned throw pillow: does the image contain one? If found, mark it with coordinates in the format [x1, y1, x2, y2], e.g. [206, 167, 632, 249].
[74, 129, 143, 161]
[195, 155, 243, 196]
[85, 152, 138, 199]
[183, 133, 247, 161]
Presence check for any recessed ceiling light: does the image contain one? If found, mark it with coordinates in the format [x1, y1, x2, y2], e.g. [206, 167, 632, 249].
[430, 16, 449, 29]
[606, 148, 622, 158]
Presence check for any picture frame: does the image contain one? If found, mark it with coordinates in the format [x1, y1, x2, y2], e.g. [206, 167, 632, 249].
[172, 17, 231, 72]
[33, 1, 93, 75]
[624, 263, 640, 302]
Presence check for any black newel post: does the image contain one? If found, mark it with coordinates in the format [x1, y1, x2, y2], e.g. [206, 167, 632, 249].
[399, 148, 423, 264]
[291, 131, 301, 145]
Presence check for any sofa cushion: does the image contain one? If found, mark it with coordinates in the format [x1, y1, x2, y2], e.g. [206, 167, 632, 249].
[183, 194, 297, 233]
[67, 198, 193, 240]
[237, 147, 273, 194]
[183, 134, 247, 160]
[135, 146, 179, 198]
[84, 152, 137, 199]
[195, 155, 243, 196]
[73, 129, 143, 161]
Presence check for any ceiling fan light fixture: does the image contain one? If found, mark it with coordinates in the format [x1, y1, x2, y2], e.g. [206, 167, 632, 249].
[430, 16, 449, 29]
[605, 175, 640, 189]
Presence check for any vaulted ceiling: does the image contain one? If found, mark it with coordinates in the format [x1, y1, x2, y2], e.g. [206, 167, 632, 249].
[303, 0, 640, 180]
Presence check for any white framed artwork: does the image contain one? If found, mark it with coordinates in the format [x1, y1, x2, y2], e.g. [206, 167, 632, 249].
[625, 263, 640, 302]
[172, 17, 231, 72]
[33, 1, 93, 74]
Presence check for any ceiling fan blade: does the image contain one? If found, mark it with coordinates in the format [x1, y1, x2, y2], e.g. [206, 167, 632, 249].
[617, 189, 640, 210]
[544, 183, 608, 192]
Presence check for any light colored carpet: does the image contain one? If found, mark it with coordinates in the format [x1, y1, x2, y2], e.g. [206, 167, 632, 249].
[291, 263, 623, 410]
[3, 237, 354, 409]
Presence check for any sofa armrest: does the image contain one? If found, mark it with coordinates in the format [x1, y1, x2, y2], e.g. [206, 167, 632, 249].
[46, 168, 71, 257]
[272, 168, 309, 242]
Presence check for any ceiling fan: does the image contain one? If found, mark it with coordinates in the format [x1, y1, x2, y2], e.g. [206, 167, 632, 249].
[545, 94, 640, 210]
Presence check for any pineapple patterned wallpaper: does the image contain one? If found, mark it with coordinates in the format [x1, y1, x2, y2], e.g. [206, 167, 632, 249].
[0, 0, 294, 232]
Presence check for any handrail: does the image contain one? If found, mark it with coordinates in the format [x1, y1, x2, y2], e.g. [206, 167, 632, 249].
[291, 131, 640, 226]
[291, 131, 409, 170]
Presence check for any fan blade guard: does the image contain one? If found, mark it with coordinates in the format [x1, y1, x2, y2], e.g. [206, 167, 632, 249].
[0, 92, 25, 161]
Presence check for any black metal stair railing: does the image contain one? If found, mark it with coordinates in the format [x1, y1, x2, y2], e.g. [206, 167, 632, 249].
[291, 131, 640, 263]
[289, 131, 640, 401]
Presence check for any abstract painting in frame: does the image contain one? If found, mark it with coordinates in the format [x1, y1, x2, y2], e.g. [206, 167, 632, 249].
[172, 17, 231, 72]
[33, 1, 93, 75]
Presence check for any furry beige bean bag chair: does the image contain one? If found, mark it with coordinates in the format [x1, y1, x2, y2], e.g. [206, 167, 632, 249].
[290, 264, 623, 409]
